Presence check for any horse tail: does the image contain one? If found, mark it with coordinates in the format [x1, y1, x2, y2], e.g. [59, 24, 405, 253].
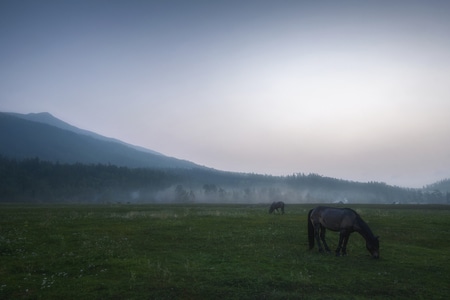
[307, 209, 315, 249]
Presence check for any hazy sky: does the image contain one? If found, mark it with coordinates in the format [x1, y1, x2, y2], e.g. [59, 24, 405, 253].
[1, 0, 450, 188]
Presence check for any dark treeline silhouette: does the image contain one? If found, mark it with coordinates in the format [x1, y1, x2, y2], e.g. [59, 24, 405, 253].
[424, 179, 450, 203]
[0, 156, 177, 203]
[0, 156, 448, 204]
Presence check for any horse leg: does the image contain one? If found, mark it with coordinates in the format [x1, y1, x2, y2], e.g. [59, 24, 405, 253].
[335, 232, 344, 256]
[313, 225, 324, 252]
[341, 233, 350, 256]
[319, 225, 330, 253]
[336, 232, 350, 256]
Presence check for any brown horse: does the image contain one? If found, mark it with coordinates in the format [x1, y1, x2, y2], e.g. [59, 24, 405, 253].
[308, 206, 379, 258]
[269, 201, 285, 214]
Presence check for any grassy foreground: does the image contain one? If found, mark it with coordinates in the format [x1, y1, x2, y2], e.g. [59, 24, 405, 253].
[1, 204, 449, 299]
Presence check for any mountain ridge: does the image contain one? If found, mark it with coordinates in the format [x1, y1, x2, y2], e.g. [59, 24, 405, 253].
[7, 112, 164, 156]
[0, 112, 205, 170]
[2, 111, 449, 195]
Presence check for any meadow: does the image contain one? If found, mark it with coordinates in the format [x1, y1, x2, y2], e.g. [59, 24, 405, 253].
[1, 203, 449, 299]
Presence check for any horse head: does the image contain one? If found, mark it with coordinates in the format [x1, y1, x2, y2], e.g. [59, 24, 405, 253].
[366, 236, 380, 259]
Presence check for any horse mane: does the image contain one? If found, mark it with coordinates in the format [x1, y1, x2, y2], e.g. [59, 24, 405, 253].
[355, 214, 376, 241]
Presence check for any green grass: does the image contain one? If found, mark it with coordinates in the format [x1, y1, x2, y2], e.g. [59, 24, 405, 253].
[1, 204, 449, 299]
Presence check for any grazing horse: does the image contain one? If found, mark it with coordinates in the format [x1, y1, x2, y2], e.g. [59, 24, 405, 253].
[308, 206, 379, 258]
[269, 201, 285, 214]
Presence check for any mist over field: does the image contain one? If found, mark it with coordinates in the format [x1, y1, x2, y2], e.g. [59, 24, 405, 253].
[1, 156, 448, 205]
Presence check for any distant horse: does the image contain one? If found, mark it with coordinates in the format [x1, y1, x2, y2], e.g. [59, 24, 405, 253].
[269, 201, 285, 214]
[308, 206, 379, 258]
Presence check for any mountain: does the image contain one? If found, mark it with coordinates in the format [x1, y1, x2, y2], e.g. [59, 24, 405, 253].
[7, 112, 163, 155]
[0, 112, 204, 170]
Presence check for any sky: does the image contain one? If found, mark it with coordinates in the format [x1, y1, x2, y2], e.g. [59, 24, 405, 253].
[1, 0, 450, 188]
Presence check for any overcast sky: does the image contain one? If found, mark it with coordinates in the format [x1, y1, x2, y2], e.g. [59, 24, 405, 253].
[1, 0, 450, 188]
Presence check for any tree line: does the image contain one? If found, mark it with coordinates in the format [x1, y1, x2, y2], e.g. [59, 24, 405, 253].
[0, 157, 176, 203]
[0, 156, 448, 204]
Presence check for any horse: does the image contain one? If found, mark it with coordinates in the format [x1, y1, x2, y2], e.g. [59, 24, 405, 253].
[269, 201, 285, 214]
[308, 206, 379, 258]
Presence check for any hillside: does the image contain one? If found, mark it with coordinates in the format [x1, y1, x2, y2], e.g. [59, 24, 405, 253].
[1, 111, 449, 204]
[0, 112, 203, 169]
[7, 112, 163, 155]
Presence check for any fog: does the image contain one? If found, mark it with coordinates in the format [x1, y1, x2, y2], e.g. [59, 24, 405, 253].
[101, 179, 447, 206]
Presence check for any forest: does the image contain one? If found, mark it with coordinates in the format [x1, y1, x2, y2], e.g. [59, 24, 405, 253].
[0, 156, 448, 204]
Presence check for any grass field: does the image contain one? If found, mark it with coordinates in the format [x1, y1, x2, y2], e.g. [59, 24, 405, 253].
[1, 203, 449, 299]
